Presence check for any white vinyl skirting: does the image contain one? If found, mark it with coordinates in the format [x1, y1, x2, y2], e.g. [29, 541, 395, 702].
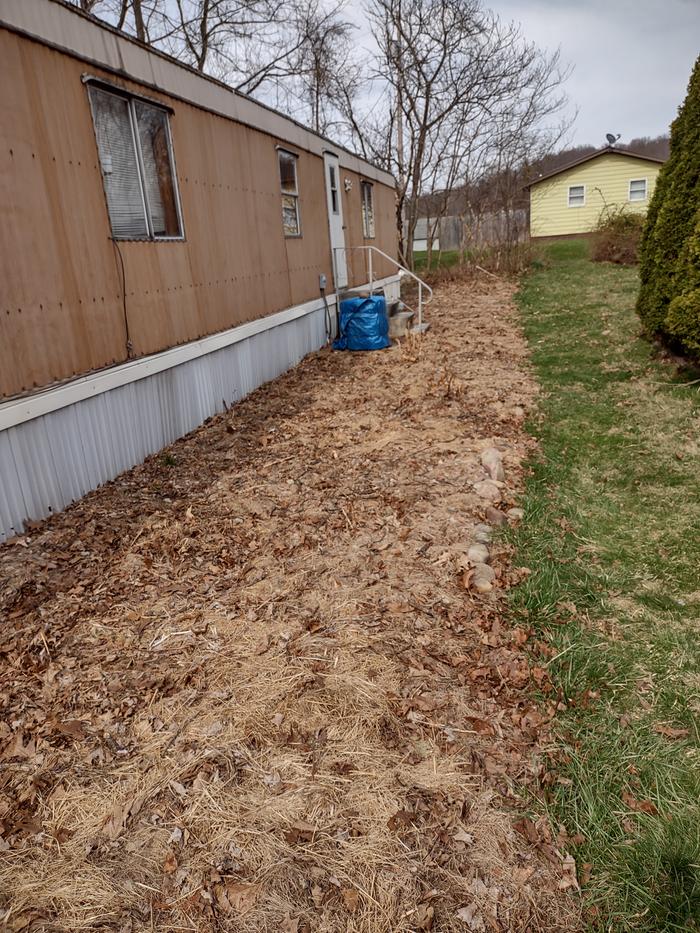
[0, 276, 400, 541]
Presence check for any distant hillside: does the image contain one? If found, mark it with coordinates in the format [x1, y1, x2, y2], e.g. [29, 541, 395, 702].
[525, 135, 670, 184]
[416, 136, 670, 220]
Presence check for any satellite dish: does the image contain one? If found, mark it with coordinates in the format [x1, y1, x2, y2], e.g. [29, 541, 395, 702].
[606, 133, 621, 147]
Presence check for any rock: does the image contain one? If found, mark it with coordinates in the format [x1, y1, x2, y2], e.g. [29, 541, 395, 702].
[472, 562, 496, 593]
[507, 507, 524, 522]
[473, 480, 501, 502]
[467, 543, 490, 564]
[473, 523, 492, 544]
[481, 447, 505, 482]
[485, 506, 507, 527]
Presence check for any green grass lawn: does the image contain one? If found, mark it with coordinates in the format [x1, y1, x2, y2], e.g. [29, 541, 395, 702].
[511, 240, 700, 931]
[413, 248, 461, 272]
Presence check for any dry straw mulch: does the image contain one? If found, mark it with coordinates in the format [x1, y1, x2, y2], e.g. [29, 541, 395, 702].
[0, 279, 581, 932]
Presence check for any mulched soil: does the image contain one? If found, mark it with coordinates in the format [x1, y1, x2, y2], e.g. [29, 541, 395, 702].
[0, 278, 581, 932]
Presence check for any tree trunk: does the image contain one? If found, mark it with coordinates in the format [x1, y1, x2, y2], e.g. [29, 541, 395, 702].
[132, 0, 145, 42]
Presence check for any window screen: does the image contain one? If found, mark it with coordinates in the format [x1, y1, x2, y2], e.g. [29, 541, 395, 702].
[279, 150, 300, 236]
[361, 181, 375, 238]
[88, 85, 182, 239]
[629, 179, 647, 201]
[568, 184, 585, 207]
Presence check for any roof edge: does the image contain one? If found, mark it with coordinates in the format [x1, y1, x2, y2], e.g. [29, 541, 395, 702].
[0, 0, 395, 187]
[526, 146, 666, 189]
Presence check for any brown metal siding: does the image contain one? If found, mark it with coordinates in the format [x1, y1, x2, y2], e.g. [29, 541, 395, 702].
[342, 169, 397, 288]
[0, 31, 127, 396]
[0, 29, 398, 399]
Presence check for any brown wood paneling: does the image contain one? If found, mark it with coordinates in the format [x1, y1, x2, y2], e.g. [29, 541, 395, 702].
[0, 29, 397, 399]
[341, 168, 398, 288]
[373, 181, 399, 279]
[341, 169, 365, 288]
[285, 150, 333, 305]
[0, 31, 126, 396]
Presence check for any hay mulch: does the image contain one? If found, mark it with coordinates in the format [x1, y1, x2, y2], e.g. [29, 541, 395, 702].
[0, 279, 581, 932]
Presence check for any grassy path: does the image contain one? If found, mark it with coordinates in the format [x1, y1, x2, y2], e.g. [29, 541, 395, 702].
[512, 240, 700, 930]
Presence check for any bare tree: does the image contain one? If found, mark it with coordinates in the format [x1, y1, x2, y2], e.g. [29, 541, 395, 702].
[338, 0, 570, 267]
[69, 0, 570, 270]
[68, 0, 355, 121]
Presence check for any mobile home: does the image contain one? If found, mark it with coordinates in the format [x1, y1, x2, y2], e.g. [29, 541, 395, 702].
[0, 0, 401, 542]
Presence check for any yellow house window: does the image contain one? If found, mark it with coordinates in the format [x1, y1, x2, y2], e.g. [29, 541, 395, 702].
[629, 179, 647, 202]
[568, 184, 585, 207]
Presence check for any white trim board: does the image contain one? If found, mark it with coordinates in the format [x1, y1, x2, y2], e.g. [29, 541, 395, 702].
[0, 274, 400, 431]
[0, 0, 395, 187]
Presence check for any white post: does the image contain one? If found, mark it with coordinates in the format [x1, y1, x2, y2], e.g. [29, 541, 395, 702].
[368, 248, 374, 294]
[418, 281, 423, 330]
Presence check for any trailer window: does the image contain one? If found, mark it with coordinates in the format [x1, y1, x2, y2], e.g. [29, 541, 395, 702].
[279, 150, 301, 236]
[361, 180, 375, 238]
[328, 164, 339, 213]
[88, 85, 183, 240]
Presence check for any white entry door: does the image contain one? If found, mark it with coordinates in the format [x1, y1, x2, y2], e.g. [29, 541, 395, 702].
[323, 152, 348, 289]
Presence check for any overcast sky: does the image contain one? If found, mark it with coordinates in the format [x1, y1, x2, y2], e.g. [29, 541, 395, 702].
[489, 0, 700, 147]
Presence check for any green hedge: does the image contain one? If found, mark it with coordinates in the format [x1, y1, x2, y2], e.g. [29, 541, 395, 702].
[665, 209, 700, 354]
[636, 55, 700, 354]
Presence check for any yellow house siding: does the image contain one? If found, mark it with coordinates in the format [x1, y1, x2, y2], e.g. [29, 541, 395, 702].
[529, 153, 662, 238]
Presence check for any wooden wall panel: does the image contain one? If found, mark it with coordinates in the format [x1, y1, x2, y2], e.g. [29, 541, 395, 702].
[373, 182, 399, 279]
[0, 29, 397, 399]
[285, 151, 333, 305]
[342, 170, 365, 288]
[341, 169, 398, 289]
[0, 31, 126, 397]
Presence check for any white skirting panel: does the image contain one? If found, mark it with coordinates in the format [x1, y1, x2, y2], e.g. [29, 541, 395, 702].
[0, 277, 401, 541]
[0, 303, 329, 541]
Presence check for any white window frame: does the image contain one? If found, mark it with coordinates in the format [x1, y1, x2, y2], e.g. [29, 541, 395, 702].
[85, 78, 184, 241]
[361, 180, 375, 239]
[278, 148, 302, 237]
[629, 178, 648, 202]
[567, 184, 586, 208]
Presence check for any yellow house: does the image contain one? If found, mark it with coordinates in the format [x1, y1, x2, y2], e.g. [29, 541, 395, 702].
[528, 147, 665, 239]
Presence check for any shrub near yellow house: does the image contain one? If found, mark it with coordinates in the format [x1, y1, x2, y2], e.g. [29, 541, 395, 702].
[528, 147, 665, 239]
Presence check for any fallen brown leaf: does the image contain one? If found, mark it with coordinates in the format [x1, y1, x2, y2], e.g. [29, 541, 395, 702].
[558, 853, 579, 891]
[652, 723, 689, 739]
[622, 792, 658, 815]
[284, 820, 317, 845]
[217, 881, 261, 914]
[341, 888, 359, 912]
[414, 903, 435, 930]
[100, 793, 145, 840]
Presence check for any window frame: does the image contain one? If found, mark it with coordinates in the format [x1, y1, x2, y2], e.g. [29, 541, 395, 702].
[328, 163, 339, 214]
[85, 77, 185, 242]
[361, 179, 375, 239]
[277, 148, 302, 238]
[628, 178, 648, 202]
[567, 184, 586, 208]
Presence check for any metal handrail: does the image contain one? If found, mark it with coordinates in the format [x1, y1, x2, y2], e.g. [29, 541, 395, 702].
[335, 245, 433, 330]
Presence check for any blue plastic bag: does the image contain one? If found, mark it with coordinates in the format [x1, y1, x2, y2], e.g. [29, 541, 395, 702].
[333, 295, 390, 351]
